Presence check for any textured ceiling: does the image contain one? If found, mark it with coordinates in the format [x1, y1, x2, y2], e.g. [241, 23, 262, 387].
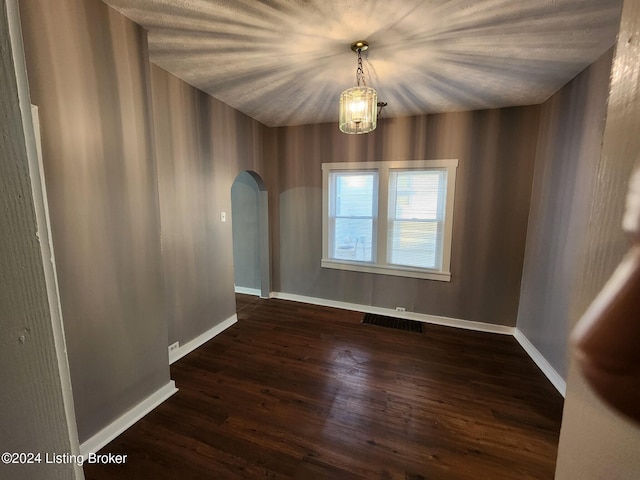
[102, 0, 621, 127]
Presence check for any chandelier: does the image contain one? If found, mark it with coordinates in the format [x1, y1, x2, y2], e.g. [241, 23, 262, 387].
[339, 41, 378, 134]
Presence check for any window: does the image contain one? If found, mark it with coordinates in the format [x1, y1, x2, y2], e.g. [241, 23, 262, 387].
[322, 160, 458, 281]
[328, 171, 377, 263]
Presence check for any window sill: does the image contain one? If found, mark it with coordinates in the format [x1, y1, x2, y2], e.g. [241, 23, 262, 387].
[321, 259, 451, 281]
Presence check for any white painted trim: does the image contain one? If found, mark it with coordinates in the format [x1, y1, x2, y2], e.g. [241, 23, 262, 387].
[322, 159, 460, 171]
[321, 259, 451, 281]
[514, 329, 566, 397]
[169, 315, 237, 364]
[234, 286, 261, 296]
[80, 381, 178, 456]
[271, 292, 515, 335]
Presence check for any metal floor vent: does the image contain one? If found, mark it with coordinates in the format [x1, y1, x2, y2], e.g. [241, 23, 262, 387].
[362, 313, 423, 333]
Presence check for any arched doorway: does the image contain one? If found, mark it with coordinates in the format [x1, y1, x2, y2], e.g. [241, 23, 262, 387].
[230, 171, 271, 298]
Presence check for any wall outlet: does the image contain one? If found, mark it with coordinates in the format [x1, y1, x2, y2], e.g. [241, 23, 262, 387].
[220, 211, 226, 222]
[395, 306, 406, 312]
[168, 341, 180, 355]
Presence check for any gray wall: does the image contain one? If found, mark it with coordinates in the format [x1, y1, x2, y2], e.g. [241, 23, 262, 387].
[265, 108, 541, 326]
[150, 65, 265, 346]
[556, 0, 640, 476]
[19, 0, 170, 442]
[0, 1, 79, 478]
[516, 49, 614, 378]
[231, 172, 261, 291]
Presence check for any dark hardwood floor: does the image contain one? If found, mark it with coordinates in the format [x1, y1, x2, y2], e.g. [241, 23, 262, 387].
[84, 295, 564, 479]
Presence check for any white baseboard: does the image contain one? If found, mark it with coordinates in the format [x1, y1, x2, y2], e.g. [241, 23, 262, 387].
[270, 292, 515, 335]
[234, 286, 261, 296]
[514, 329, 566, 397]
[169, 314, 237, 365]
[80, 380, 178, 456]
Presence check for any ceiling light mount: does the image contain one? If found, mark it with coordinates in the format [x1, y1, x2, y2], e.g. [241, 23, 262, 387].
[350, 40, 369, 52]
[339, 40, 378, 135]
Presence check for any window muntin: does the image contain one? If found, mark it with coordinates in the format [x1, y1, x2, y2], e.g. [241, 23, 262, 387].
[322, 160, 457, 281]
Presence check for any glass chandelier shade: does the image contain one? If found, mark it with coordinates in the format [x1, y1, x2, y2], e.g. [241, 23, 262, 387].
[339, 41, 378, 135]
[339, 86, 377, 134]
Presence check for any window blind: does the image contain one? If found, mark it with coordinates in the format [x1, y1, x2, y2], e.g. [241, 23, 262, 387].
[387, 169, 447, 269]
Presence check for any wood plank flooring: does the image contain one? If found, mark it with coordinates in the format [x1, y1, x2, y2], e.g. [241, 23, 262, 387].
[84, 295, 564, 479]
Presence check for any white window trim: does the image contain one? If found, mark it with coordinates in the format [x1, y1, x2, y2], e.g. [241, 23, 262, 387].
[322, 159, 458, 281]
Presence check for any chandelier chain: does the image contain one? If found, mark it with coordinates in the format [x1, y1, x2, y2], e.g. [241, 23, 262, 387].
[356, 48, 367, 87]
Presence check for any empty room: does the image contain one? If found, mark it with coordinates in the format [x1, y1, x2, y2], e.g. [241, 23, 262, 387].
[2, 0, 640, 479]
